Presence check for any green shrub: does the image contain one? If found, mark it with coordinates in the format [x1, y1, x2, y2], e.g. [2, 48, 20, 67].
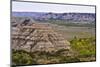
[12, 50, 33, 65]
[70, 37, 96, 57]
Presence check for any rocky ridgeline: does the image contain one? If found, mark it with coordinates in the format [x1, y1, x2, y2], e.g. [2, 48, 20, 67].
[12, 19, 70, 52]
[12, 12, 96, 22]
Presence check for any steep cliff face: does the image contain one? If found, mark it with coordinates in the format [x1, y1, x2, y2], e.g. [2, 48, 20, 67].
[11, 19, 70, 52]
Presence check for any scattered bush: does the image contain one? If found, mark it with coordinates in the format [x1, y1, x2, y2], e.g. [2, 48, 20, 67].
[70, 37, 96, 57]
[12, 37, 96, 65]
[12, 50, 33, 65]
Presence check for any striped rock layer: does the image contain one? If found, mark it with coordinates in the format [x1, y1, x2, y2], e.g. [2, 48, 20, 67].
[12, 21, 70, 52]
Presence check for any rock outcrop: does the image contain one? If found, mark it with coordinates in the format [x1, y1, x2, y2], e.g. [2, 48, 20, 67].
[11, 19, 70, 52]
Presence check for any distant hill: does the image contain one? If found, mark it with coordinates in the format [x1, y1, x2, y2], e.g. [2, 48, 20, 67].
[12, 12, 96, 23]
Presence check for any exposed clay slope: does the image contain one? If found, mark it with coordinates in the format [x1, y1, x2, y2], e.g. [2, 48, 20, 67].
[12, 19, 70, 52]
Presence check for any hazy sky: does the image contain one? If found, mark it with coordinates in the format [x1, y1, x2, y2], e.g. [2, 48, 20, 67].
[12, 1, 95, 13]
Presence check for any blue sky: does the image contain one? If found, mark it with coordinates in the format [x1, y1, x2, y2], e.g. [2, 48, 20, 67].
[12, 1, 95, 13]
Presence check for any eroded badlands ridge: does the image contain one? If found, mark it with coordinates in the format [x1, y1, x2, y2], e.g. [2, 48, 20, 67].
[12, 19, 70, 52]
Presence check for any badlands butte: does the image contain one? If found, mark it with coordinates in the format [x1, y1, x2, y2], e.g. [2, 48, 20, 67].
[11, 17, 70, 52]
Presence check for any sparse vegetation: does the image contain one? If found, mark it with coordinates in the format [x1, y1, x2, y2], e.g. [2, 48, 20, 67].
[70, 37, 96, 61]
[46, 20, 95, 27]
[12, 50, 33, 65]
[12, 36, 96, 66]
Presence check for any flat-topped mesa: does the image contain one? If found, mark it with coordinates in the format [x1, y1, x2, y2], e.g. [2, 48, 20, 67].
[12, 22, 70, 52]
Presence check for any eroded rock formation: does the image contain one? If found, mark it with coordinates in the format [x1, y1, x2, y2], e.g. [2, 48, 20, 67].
[11, 19, 70, 52]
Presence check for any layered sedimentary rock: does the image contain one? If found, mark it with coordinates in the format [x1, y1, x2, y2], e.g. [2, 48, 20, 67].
[11, 19, 70, 52]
